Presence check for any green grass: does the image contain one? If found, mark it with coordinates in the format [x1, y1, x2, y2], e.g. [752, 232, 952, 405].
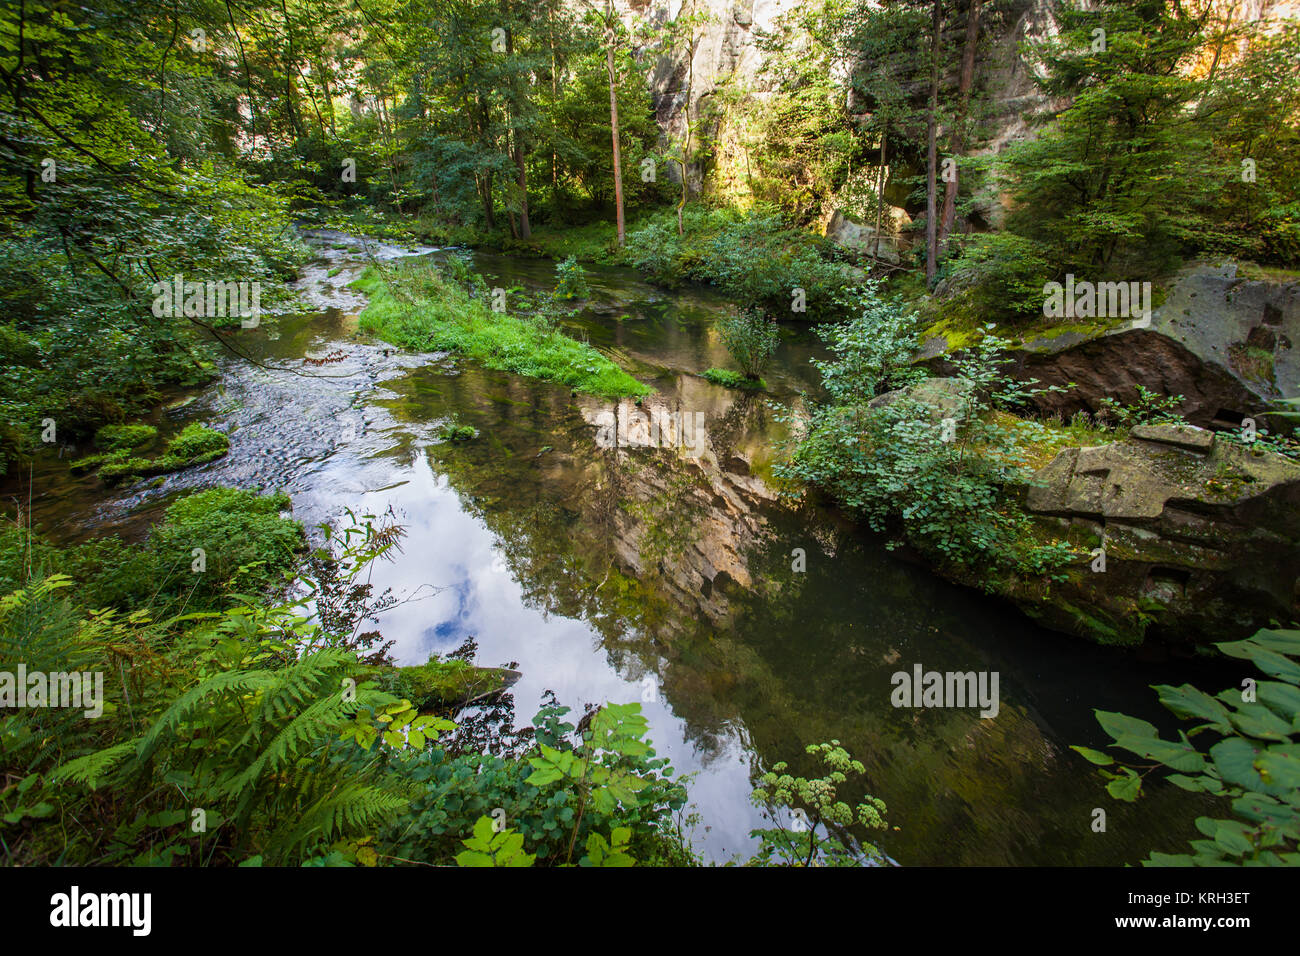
[353, 261, 650, 399]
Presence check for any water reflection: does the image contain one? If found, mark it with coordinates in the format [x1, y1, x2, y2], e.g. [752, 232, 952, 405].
[10, 234, 1223, 865]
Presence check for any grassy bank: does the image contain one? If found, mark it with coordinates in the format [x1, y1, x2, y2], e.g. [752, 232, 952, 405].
[354, 259, 650, 399]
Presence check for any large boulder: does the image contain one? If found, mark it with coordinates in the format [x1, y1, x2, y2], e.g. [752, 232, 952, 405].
[1004, 262, 1299, 429]
[1011, 424, 1300, 646]
[824, 208, 911, 265]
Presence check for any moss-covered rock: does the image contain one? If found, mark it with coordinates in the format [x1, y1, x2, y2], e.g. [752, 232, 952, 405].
[387, 656, 521, 712]
[86, 423, 230, 484]
[1012, 424, 1300, 646]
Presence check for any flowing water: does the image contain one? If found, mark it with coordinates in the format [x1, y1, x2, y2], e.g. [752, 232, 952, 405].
[13, 230, 1223, 865]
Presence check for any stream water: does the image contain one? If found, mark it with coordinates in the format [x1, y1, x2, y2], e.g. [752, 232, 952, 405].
[13, 230, 1222, 865]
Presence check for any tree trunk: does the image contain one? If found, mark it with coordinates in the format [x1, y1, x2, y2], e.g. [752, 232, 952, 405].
[481, 171, 496, 230]
[873, 132, 887, 261]
[940, 0, 981, 249]
[677, 2, 695, 237]
[505, 26, 530, 239]
[925, 0, 942, 286]
[606, 21, 626, 246]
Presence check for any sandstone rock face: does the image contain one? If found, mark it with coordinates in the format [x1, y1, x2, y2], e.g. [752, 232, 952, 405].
[1009, 263, 1300, 429]
[1019, 424, 1300, 646]
[608, 0, 1059, 205]
[824, 208, 911, 264]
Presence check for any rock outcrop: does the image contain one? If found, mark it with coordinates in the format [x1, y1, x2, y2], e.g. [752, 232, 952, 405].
[1006, 263, 1300, 429]
[1014, 423, 1300, 646]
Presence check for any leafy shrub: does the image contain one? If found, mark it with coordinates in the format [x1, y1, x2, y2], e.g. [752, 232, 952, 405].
[718, 307, 779, 379]
[64, 487, 304, 613]
[779, 295, 1073, 574]
[553, 256, 590, 300]
[1096, 386, 1189, 430]
[749, 741, 889, 867]
[625, 207, 850, 319]
[1077, 626, 1300, 866]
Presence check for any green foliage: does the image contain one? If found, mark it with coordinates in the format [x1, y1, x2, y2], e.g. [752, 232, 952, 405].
[44, 487, 303, 614]
[1080, 626, 1300, 866]
[94, 424, 157, 451]
[624, 207, 849, 319]
[389, 698, 687, 867]
[780, 293, 1071, 574]
[748, 741, 888, 867]
[455, 815, 537, 867]
[1096, 386, 1188, 430]
[355, 260, 649, 399]
[553, 256, 591, 300]
[718, 307, 779, 379]
[947, 3, 1300, 324]
[703, 368, 766, 391]
[91, 423, 230, 484]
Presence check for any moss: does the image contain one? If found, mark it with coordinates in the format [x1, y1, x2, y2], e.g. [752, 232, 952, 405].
[387, 656, 516, 711]
[354, 262, 650, 399]
[94, 424, 229, 484]
[439, 423, 479, 441]
[94, 423, 157, 450]
[703, 368, 766, 390]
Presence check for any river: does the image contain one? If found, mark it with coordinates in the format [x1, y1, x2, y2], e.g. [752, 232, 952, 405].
[16, 229, 1221, 865]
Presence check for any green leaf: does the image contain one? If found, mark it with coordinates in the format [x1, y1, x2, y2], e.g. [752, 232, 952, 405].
[1217, 640, 1300, 683]
[1110, 733, 1207, 773]
[1210, 737, 1263, 790]
[1106, 769, 1142, 802]
[1095, 709, 1160, 743]
[1070, 745, 1114, 766]
[1226, 702, 1293, 742]
[1153, 683, 1232, 731]
[1255, 750, 1300, 789]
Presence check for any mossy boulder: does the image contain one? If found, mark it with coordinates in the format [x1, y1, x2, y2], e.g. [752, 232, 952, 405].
[1013, 424, 1300, 646]
[387, 656, 521, 711]
[77, 423, 230, 484]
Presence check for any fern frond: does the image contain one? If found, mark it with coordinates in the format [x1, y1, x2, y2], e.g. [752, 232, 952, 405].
[137, 669, 276, 764]
[246, 648, 357, 738]
[226, 684, 382, 794]
[49, 739, 140, 788]
[271, 782, 409, 857]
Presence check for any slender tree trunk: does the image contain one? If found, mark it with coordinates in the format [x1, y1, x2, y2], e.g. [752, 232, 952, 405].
[549, 8, 558, 192]
[940, 0, 980, 249]
[873, 131, 887, 260]
[481, 171, 496, 230]
[515, 139, 531, 238]
[925, 0, 942, 286]
[606, 11, 625, 245]
[677, 2, 696, 236]
[505, 28, 530, 239]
